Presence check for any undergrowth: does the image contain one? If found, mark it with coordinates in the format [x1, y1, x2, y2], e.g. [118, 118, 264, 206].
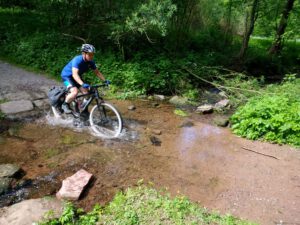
[231, 76, 300, 147]
[38, 185, 257, 225]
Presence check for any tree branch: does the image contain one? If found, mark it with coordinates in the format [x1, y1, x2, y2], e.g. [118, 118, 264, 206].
[181, 67, 264, 94]
[241, 147, 279, 160]
[62, 33, 87, 43]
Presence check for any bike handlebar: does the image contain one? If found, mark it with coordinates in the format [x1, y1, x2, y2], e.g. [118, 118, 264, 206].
[90, 83, 109, 89]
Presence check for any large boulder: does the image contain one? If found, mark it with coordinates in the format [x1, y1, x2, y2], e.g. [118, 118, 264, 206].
[214, 99, 230, 111]
[195, 104, 214, 114]
[0, 164, 21, 178]
[0, 198, 63, 225]
[169, 96, 189, 106]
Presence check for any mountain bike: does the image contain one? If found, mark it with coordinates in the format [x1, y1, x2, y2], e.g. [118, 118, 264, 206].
[51, 83, 123, 138]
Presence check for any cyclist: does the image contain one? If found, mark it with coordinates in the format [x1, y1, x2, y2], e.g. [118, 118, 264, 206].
[61, 44, 109, 113]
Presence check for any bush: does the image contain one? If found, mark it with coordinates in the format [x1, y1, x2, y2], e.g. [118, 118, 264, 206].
[230, 78, 300, 147]
[39, 185, 257, 225]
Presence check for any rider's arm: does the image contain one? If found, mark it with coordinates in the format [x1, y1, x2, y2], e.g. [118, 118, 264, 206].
[72, 67, 84, 85]
[93, 69, 105, 81]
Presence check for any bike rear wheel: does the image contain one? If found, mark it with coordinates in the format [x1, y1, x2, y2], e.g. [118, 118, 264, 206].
[89, 102, 122, 138]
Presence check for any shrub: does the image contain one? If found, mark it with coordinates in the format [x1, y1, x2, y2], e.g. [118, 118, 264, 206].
[231, 78, 300, 147]
[39, 186, 257, 225]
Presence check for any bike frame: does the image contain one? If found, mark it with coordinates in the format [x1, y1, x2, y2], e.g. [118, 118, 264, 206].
[70, 84, 107, 118]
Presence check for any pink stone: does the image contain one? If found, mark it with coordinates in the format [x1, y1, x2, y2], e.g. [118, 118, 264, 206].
[56, 169, 93, 200]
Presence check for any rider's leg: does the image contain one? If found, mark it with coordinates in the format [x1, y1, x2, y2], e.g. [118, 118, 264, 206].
[78, 86, 89, 108]
[65, 87, 79, 103]
[62, 87, 78, 113]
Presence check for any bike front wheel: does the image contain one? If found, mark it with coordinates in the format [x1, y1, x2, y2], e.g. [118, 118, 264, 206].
[89, 102, 123, 138]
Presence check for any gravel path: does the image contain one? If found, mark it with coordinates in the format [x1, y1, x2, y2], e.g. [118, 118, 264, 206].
[0, 60, 59, 96]
[0, 60, 60, 118]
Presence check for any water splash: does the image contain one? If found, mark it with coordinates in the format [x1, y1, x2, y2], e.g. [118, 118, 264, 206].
[43, 111, 140, 141]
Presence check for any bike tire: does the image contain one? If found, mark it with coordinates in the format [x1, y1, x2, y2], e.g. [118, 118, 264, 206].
[89, 102, 123, 138]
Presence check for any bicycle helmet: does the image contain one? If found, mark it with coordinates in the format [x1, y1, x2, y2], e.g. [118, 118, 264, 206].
[81, 44, 96, 53]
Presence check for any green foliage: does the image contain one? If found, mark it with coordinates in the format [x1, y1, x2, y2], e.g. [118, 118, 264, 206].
[215, 72, 264, 107]
[91, 52, 184, 95]
[99, 185, 256, 225]
[183, 88, 200, 102]
[39, 186, 256, 225]
[231, 78, 300, 147]
[174, 109, 188, 117]
[0, 2, 299, 97]
[38, 202, 101, 225]
[125, 0, 176, 37]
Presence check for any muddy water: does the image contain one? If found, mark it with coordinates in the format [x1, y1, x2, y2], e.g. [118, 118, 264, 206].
[1, 99, 300, 225]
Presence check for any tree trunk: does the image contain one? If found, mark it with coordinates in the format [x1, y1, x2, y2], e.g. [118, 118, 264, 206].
[238, 0, 260, 60]
[224, 0, 233, 45]
[268, 0, 295, 55]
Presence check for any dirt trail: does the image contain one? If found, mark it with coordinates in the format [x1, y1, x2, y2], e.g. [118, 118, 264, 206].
[0, 61, 299, 225]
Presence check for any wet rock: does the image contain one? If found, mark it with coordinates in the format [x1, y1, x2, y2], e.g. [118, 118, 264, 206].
[0, 198, 63, 225]
[153, 94, 165, 100]
[8, 126, 20, 136]
[128, 105, 136, 110]
[151, 129, 162, 135]
[3, 92, 32, 101]
[138, 95, 147, 99]
[195, 104, 214, 114]
[169, 96, 189, 106]
[150, 136, 161, 146]
[214, 99, 230, 111]
[33, 99, 49, 109]
[213, 117, 229, 127]
[0, 178, 12, 195]
[31, 92, 46, 100]
[179, 120, 194, 127]
[151, 102, 160, 107]
[0, 164, 21, 178]
[15, 179, 32, 189]
[56, 169, 93, 200]
[0, 100, 34, 114]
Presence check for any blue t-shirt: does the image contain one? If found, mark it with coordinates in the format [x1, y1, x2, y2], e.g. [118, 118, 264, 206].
[61, 55, 97, 79]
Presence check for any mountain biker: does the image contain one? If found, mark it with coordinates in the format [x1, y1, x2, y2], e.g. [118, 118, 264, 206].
[61, 44, 109, 113]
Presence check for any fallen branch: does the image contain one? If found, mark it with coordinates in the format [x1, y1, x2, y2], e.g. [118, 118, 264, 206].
[62, 33, 86, 43]
[241, 147, 279, 160]
[182, 67, 264, 94]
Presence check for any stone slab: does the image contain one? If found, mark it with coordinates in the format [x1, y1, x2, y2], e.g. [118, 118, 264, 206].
[2, 92, 32, 101]
[56, 169, 93, 200]
[0, 100, 34, 114]
[33, 99, 50, 109]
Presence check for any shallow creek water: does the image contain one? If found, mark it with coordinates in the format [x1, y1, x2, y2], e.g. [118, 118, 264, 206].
[0, 99, 299, 225]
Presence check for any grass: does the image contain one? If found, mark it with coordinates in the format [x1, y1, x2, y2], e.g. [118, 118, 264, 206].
[45, 148, 60, 159]
[39, 185, 258, 225]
